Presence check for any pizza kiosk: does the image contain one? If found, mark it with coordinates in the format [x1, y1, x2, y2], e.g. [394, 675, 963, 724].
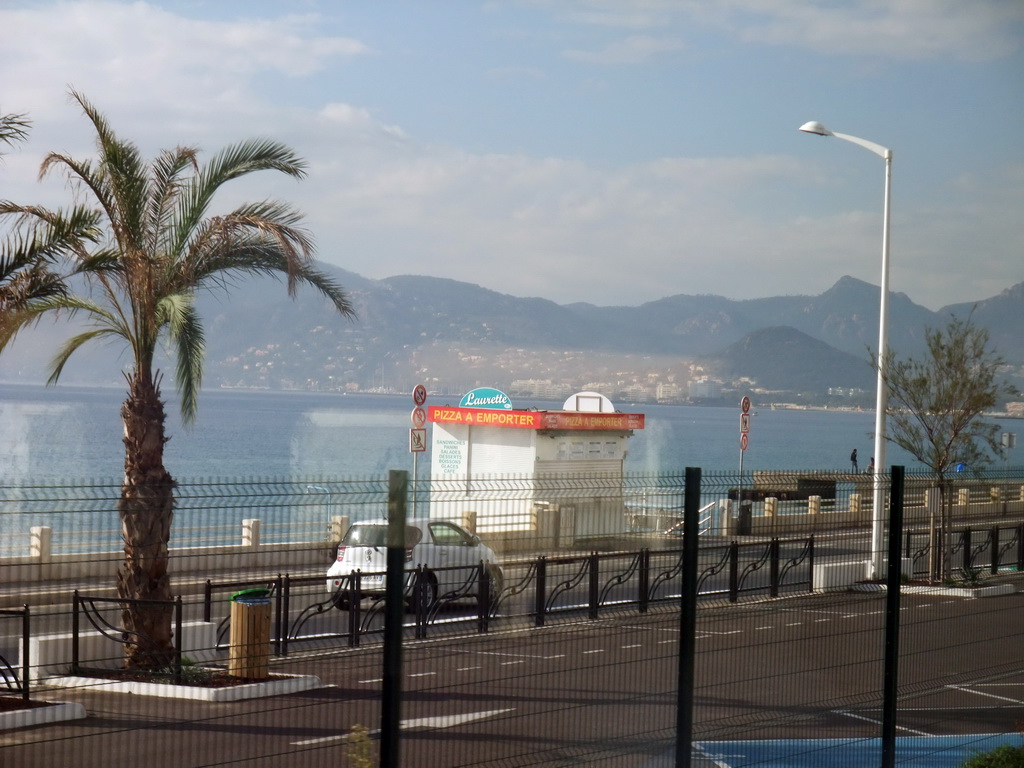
[427, 389, 644, 547]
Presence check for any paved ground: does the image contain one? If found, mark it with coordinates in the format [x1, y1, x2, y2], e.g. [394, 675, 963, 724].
[1, 583, 1022, 766]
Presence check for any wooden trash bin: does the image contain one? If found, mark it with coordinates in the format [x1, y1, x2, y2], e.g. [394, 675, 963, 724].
[228, 589, 272, 679]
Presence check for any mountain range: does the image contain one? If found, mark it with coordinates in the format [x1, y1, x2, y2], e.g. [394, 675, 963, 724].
[2, 268, 1022, 403]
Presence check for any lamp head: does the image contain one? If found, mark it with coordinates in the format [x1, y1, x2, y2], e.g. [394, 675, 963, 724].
[799, 121, 832, 136]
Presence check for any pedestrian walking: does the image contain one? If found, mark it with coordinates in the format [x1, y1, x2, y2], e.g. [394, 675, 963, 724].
[866, 457, 874, 473]
[850, 449, 858, 472]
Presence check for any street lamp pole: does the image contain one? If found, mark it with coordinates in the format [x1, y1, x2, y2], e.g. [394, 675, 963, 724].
[800, 121, 892, 579]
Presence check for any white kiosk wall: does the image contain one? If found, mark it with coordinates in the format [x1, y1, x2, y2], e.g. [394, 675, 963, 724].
[427, 390, 643, 542]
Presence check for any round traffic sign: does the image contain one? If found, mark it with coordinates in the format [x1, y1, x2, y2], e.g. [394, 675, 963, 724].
[740, 433, 749, 451]
[411, 407, 427, 428]
[413, 384, 427, 406]
[740, 396, 751, 414]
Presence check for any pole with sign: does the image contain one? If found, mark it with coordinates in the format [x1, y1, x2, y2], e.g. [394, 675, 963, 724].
[738, 397, 752, 531]
[410, 385, 428, 516]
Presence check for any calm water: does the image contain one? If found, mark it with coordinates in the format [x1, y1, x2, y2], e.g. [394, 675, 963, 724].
[0, 382, 929, 482]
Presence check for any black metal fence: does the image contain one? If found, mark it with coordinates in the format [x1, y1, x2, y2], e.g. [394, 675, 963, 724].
[2, 467, 1024, 768]
[0, 606, 29, 701]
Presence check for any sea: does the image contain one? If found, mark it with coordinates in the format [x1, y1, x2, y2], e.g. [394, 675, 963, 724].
[0, 381, 931, 482]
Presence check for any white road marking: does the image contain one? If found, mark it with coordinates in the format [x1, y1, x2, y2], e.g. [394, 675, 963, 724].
[836, 710, 932, 736]
[292, 708, 515, 745]
[293, 734, 347, 746]
[947, 685, 1024, 704]
[466, 650, 564, 660]
[400, 708, 514, 731]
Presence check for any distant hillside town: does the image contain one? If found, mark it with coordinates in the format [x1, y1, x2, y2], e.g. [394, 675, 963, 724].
[3, 269, 1023, 408]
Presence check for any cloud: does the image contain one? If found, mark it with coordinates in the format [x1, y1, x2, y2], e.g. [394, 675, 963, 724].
[2, 1, 1021, 313]
[563, 33, 684, 63]
[721, 0, 1024, 61]
[542, 0, 1024, 62]
[0, 1, 369, 122]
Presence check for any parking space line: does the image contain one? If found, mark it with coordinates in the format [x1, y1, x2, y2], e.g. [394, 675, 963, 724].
[836, 710, 933, 736]
[947, 685, 1024, 704]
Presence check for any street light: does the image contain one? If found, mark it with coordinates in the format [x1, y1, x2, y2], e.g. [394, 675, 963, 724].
[799, 120, 892, 580]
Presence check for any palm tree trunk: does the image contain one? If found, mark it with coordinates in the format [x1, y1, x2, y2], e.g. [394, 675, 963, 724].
[116, 371, 176, 669]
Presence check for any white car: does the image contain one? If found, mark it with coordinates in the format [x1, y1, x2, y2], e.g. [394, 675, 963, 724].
[326, 518, 502, 609]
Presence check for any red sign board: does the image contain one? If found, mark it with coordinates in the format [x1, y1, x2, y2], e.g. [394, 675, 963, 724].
[428, 406, 644, 431]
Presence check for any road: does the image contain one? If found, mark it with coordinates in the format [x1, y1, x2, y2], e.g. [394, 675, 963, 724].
[3, 585, 1022, 767]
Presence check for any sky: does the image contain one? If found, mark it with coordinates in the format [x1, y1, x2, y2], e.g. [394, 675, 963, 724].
[1, 0, 1022, 311]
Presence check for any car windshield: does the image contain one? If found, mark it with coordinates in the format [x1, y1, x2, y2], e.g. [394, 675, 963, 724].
[342, 524, 422, 547]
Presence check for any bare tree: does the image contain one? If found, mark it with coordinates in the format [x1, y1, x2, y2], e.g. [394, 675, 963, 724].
[875, 313, 1008, 581]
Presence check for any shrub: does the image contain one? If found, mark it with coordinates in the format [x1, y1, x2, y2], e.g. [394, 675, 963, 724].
[961, 744, 1024, 767]
[344, 724, 374, 768]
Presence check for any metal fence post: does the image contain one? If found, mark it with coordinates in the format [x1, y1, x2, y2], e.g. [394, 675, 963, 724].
[203, 580, 212, 623]
[676, 467, 701, 768]
[769, 538, 780, 598]
[639, 549, 650, 613]
[381, 468, 409, 768]
[22, 605, 30, 701]
[589, 553, 600, 620]
[281, 574, 291, 657]
[535, 556, 547, 627]
[350, 574, 361, 648]
[728, 543, 739, 603]
[1018, 523, 1024, 573]
[273, 574, 283, 656]
[72, 590, 80, 674]
[990, 526, 999, 575]
[477, 563, 490, 634]
[881, 465, 905, 768]
[174, 596, 183, 683]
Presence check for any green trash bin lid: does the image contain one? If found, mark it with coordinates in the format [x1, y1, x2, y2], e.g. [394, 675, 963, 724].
[231, 587, 271, 602]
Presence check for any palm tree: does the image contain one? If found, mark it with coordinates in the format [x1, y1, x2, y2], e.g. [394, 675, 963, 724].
[1, 111, 77, 345]
[0, 92, 355, 668]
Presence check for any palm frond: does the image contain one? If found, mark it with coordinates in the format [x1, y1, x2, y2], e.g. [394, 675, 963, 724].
[158, 294, 205, 423]
[199, 244, 354, 318]
[171, 139, 307, 256]
[0, 112, 31, 149]
[46, 327, 123, 384]
[147, 147, 199, 256]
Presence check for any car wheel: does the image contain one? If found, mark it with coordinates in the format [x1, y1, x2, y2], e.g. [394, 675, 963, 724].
[488, 565, 504, 596]
[330, 592, 351, 611]
[479, 565, 503, 607]
[406, 573, 438, 612]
